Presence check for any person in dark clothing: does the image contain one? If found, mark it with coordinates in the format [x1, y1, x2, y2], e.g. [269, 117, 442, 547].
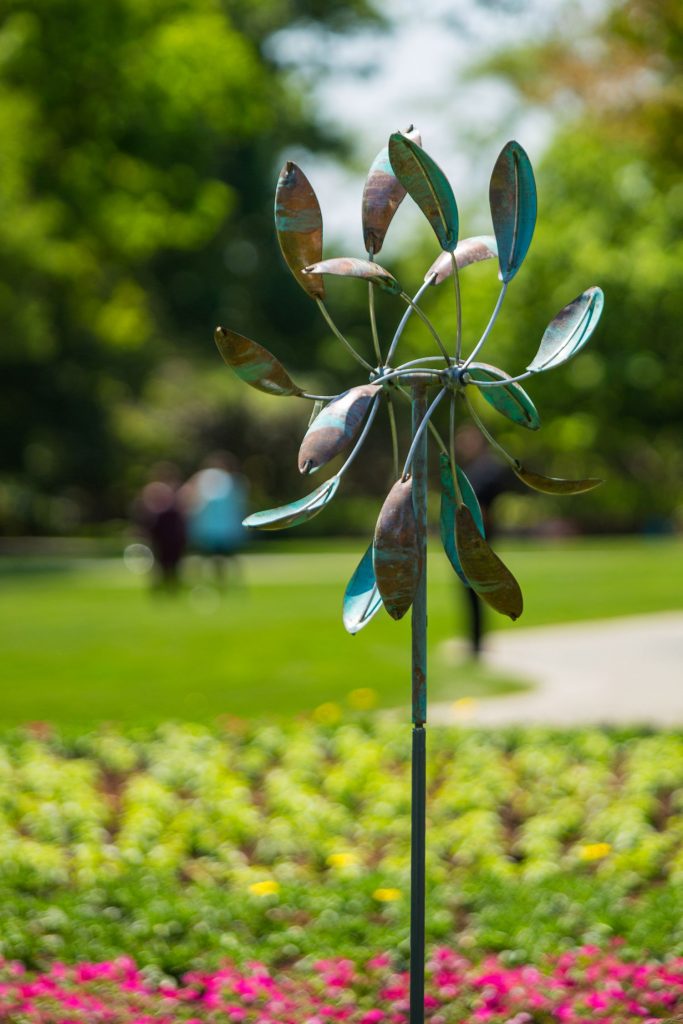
[456, 424, 516, 658]
[134, 464, 187, 591]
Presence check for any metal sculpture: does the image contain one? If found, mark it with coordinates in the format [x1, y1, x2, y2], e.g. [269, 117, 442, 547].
[214, 127, 604, 1024]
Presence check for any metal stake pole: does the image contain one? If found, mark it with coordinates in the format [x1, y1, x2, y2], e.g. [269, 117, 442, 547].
[410, 384, 428, 1024]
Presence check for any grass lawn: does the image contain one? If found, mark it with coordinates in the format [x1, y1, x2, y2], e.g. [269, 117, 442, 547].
[0, 535, 681, 727]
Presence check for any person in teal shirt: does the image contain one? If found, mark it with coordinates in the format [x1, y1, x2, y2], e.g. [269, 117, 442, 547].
[182, 453, 247, 581]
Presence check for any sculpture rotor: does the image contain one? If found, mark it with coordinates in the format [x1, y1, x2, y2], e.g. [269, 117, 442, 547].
[215, 127, 604, 631]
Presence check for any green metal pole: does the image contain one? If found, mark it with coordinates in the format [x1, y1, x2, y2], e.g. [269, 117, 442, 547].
[410, 384, 428, 1024]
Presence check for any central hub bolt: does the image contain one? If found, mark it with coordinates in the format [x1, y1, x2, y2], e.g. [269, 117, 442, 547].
[440, 365, 469, 388]
[370, 365, 394, 384]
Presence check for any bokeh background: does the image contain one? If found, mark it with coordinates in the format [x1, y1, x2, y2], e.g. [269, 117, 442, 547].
[2, 0, 681, 539]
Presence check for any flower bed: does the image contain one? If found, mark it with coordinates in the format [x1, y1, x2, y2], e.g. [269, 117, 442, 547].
[2, 722, 683, 969]
[1, 947, 682, 1022]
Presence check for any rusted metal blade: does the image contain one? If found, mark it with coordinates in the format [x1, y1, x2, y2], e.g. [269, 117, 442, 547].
[214, 327, 303, 397]
[467, 362, 540, 430]
[438, 454, 484, 585]
[373, 477, 422, 620]
[514, 464, 603, 495]
[298, 384, 380, 475]
[489, 140, 536, 283]
[527, 287, 604, 373]
[343, 543, 383, 634]
[243, 477, 339, 531]
[426, 236, 498, 284]
[388, 133, 459, 252]
[362, 125, 421, 256]
[302, 256, 400, 295]
[455, 505, 523, 620]
[275, 161, 324, 300]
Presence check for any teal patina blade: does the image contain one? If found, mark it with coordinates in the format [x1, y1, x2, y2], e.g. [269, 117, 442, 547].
[299, 384, 380, 475]
[274, 161, 324, 299]
[489, 140, 537, 283]
[438, 454, 485, 586]
[362, 126, 421, 256]
[468, 362, 540, 430]
[243, 477, 340, 531]
[302, 256, 401, 295]
[388, 133, 459, 252]
[373, 477, 422, 620]
[343, 543, 383, 634]
[214, 326, 303, 397]
[514, 464, 603, 495]
[426, 236, 498, 284]
[527, 286, 604, 372]
[455, 504, 523, 620]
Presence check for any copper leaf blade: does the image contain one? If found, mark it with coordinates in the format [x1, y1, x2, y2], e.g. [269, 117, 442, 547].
[303, 257, 400, 295]
[489, 140, 536, 283]
[426, 236, 498, 284]
[214, 327, 303, 397]
[527, 287, 605, 373]
[299, 384, 380, 475]
[243, 477, 339, 531]
[468, 362, 540, 430]
[343, 543, 383, 634]
[439, 455, 485, 586]
[388, 133, 459, 252]
[455, 505, 523, 620]
[362, 126, 421, 256]
[373, 477, 422, 620]
[514, 464, 603, 495]
[275, 161, 324, 300]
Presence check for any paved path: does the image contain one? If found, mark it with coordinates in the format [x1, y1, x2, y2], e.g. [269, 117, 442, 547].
[430, 611, 683, 727]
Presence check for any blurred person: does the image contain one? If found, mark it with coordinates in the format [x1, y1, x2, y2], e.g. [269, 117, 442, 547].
[456, 424, 516, 659]
[133, 463, 187, 591]
[181, 452, 248, 585]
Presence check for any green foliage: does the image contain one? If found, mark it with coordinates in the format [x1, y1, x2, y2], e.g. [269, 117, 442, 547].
[3, 720, 683, 970]
[0, 0, 376, 533]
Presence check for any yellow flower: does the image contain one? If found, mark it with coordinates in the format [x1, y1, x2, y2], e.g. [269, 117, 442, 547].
[327, 852, 359, 869]
[248, 880, 280, 896]
[373, 887, 401, 902]
[452, 697, 477, 717]
[313, 702, 342, 725]
[348, 688, 378, 710]
[578, 842, 612, 861]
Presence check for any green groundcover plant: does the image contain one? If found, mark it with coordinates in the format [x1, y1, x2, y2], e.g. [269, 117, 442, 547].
[2, 720, 683, 975]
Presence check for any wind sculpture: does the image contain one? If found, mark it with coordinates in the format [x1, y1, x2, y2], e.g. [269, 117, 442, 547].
[214, 127, 604, 1024]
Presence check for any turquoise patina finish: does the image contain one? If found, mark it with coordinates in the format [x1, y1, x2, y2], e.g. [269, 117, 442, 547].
[389, 132, 459, 253]
[466, 362, 541, 430]
[489, 139, 537, 283]
[528, 285, 605, 372]
[439, 454, 484, 586]
[342, 543, 383, 635]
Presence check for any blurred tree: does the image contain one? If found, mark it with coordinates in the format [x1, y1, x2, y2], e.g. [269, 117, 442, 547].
[471, 0, 683, 530]
[0, 0, 376, 533]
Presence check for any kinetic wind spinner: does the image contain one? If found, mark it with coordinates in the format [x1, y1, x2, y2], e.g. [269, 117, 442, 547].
[214, 127, 604, 1024]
